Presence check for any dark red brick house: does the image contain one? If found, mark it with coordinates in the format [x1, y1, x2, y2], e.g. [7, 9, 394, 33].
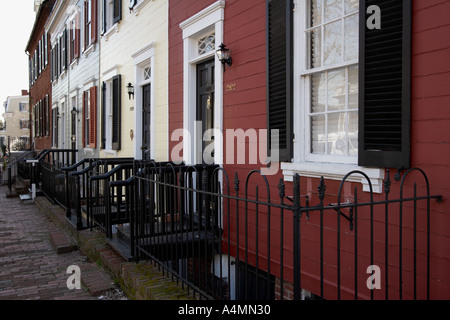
[25, 0, 56, 151]
[168, 0, 449, 300]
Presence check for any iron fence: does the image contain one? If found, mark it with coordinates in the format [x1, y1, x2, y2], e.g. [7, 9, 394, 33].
[33, 156, 443, 300]
[109, 164, 442, 300]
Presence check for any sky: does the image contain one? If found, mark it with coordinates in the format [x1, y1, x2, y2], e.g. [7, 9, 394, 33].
[0, 0, 36, 112]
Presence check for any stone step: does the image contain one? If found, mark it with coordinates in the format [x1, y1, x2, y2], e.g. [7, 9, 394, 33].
[49, 230, 78, 254]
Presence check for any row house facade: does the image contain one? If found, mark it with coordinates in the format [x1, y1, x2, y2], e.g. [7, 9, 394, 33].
[26, 0, 55, 151]
[27, 0, 449, 300]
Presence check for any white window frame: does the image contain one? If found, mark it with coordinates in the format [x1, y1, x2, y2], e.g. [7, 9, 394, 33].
[281, 0, 384, 193]
[103, 0, 120, 39]
[102, 66, 119, 153]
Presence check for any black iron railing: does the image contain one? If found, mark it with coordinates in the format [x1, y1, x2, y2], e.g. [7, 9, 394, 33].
[38, 149, 78, 203]
[107, 164, 442, 300]
[89, 162, 134, 237]
[61, 158, 134, 230]
[34, 157, 443, 300]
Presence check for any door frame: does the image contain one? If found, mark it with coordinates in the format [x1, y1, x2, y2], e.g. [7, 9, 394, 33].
[133, 42, 156, 160]
[180, 0, 225, 166]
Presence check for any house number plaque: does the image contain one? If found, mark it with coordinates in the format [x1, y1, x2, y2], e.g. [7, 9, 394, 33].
[225, 83, 236, 92]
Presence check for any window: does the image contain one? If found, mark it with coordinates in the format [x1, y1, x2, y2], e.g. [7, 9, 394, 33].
[102, 0, 122, 34]
[101, 75, 121, 151]
[271, 0, 411, 192]
[198, 33, 215, 55]
[84, 0, 98, 49]
[19, 103, 29, 112]
[83, 86, 98, 148]
[20, 120, 30, 130]
[52, 106, 59, 148]
[302, 0, 359, 164]
[69, 17, 80, 63]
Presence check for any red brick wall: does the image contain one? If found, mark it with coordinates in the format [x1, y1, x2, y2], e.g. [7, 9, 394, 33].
[27, 3, 53, 151]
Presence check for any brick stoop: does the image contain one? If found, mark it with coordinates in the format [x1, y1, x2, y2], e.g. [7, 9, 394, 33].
[49, 230, 78, 254]
[79, 263, 115, 296]
[34, 195, 196, 301]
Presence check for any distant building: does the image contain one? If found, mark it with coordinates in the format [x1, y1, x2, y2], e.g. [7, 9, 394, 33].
[0, 90, 31, 151]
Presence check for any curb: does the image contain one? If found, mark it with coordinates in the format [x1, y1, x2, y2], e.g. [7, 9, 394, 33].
[34, 195, 196, 300]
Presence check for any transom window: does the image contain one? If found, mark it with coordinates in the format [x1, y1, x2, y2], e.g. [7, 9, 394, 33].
[301, 0, 359, 162]
[198, 33, 215, 55]
[144, 67, 151, 80]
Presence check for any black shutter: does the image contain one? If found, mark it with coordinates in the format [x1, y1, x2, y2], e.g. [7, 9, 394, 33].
[113, 0, 122, 24]
[112, 75, 121, 151]
[266, 0, 293, 163]
[101, 82, 106, 150]
[102, 0, 107, 34]
[358, 0, 411, 169]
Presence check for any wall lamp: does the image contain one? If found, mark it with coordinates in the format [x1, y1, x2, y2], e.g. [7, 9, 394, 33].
[71, 106, 79, 117]
[216, 43, 232, 70]
[127, 82, 135, 100]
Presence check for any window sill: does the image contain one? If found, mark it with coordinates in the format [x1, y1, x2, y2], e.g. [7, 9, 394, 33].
[281, 162, 385, 193]
[103, 149, 118, 157]
[102, 23, 120, 41]
[132, 0, 154, 16]
[83, 43, 96, 58]
[83, 148, 94, 155]
[70, 58, 79, 70]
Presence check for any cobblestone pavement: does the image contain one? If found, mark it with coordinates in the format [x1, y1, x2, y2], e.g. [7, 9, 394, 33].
[0, 185, 125, 300]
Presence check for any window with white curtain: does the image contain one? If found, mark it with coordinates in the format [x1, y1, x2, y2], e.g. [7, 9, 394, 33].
[300, 0, 359, 163]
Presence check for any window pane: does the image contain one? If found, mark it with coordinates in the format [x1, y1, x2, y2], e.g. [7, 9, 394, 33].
[327, 112, 347, 155]
[344, 14, 359, 61]
[325, 0, 342, 22]
[327, 69, 346, 111]
[311, 115, 325, 154]
[345, 0, 359, 14]
[310, 0, 322, 27]
[348, 111, 358, 156]
[311, 73, 325, 113]
[348, 66, 358, 110]
[324, 20, 342, 66]
[308, 28, 322, 69]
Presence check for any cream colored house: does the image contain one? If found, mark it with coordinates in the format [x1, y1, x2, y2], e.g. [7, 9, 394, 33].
[99, 0, 168, 161]
[1, 91, 31, 151]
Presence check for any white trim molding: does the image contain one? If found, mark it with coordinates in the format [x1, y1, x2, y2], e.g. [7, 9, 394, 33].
[281, 162, 385, 194]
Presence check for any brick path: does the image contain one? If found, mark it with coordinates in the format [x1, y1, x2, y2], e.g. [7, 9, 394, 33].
[0, 185, 116, 300]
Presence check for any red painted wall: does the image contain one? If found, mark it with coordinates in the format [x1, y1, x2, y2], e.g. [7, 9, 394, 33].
[168, 0, 450, 299]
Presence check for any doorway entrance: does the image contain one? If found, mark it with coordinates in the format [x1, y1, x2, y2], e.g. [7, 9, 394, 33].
[197, 59, 215, 165]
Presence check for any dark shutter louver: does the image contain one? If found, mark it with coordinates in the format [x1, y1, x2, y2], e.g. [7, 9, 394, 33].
[359, 0, 411, 169]
[266, 0, 293, 163]
[113, 0, 122, 24]
[112, 75, 121, 151]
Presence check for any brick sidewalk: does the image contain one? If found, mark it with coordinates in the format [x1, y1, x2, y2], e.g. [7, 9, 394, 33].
[0, 185, 115, 300]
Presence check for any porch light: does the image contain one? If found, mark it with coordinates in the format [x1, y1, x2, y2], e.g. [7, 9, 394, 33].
[71, 107, 78, 117]
[127, 82, 135, 100]
[216, 43, 232, 70]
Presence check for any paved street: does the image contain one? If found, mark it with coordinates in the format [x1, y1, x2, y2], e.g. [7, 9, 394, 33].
[0, 185, 120, 300]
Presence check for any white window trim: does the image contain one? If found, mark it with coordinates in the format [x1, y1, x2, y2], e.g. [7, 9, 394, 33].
[179, 0, 225, 166]
[132, 0, 154, 16]
[102, 65, 119, 153]
[132, 42, 156, 160]
[282, 0, 384, 193]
